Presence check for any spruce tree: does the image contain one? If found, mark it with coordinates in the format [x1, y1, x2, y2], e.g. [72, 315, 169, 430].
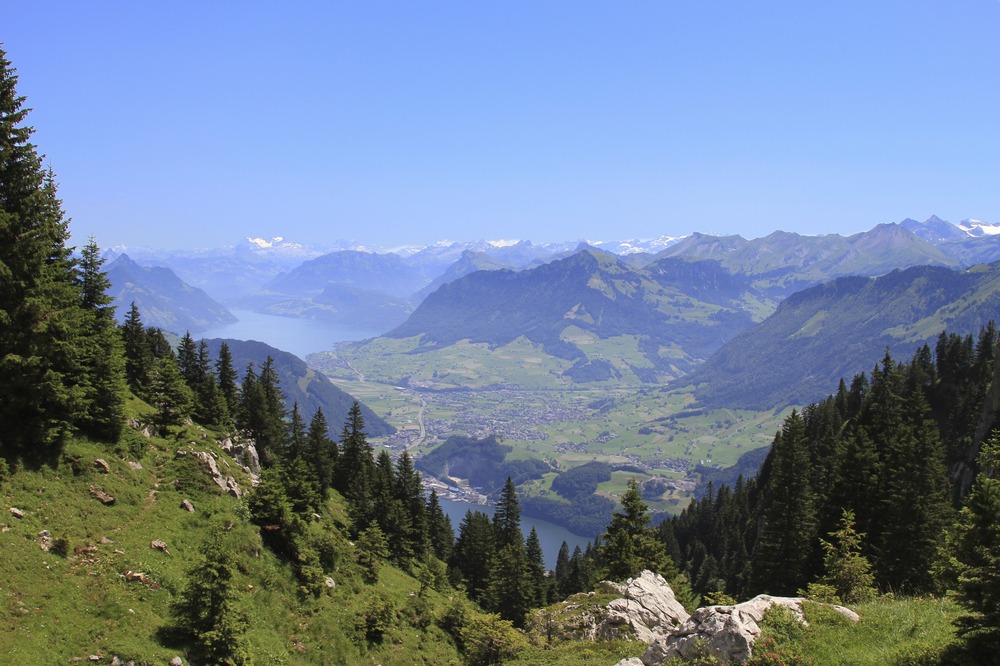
[525, 527, 548, 606]
[306, 408, 336, 493]
[215, 341, 239, 413]
[426, 490, 454, 562]
[493, 477, 523, 549]
[949, 433, 1000, 659]
[450, 510, 495, 602]
[750, 411, 817, 594]
[601, 478, 670, 581]
[0, 52, 101, 458]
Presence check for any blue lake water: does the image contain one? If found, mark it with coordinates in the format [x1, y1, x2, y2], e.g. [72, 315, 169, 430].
[438, 497, 593, 569]
[200, 309, 385, 358]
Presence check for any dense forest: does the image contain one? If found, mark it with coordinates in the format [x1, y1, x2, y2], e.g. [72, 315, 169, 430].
[3, 43, 1000, 664]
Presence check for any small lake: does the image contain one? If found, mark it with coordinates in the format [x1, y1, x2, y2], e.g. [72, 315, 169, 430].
[438, 497, 594, 569]
[200, 309, 385, 358]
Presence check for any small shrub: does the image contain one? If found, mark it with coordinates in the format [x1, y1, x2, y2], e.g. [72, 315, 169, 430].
[354, 593, 396, 646]
[800, 582, 840, 605]
[51, 534, 71, 558]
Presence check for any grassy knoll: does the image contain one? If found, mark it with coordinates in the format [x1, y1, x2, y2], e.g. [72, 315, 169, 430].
[752, 597, 962, 666]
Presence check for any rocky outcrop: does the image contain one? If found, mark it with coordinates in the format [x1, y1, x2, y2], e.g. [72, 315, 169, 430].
[220, 436, 261, 475]
[597, 571, 691, 642]
[187, 449, 245, 497]
[639, 595, 859, 665]
[529, 570, 689, 645]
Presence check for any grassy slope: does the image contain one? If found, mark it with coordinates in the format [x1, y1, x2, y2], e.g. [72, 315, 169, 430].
[0, 419, 465, 665]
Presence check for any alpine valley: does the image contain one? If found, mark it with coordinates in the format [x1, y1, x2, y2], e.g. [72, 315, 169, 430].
[109, 216, 1000, 533]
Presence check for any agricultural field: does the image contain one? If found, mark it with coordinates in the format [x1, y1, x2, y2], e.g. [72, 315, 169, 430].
[314, 337, 792, 517]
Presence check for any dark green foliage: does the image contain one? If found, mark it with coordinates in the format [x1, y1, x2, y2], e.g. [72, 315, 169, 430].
[751, 411, 817, 595]
[427, 490, 455, 562]
[0, 53, 128, 459]
[416, 434, 548, 494]
[550, 461, 612, 500]
[355, 525, 390, 583]
[948, 434, 1000, 659]
[525, 527, 548, 606]
[668, 325, 991, 600]
[450, 510, 496, 602]
[306, 407, 337, 493]
[205, 337, 394, 437]
[519, 493, 615, 538]
[493, 477, 523, 550]
[171, 532, 250, 665]
[215, 341, 239, 413]
[602, 479, 668, 581]
[817, 510, 876, 604]
[483, 543, 534, 628]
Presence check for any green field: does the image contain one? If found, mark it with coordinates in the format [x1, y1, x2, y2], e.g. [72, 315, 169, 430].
[311, 337, 792, 515]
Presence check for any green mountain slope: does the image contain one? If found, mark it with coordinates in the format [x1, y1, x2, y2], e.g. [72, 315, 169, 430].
[204, 338, 395, 437]
[683, 261, 1000, 409]
[106, 254, 237, 334]
[383, 248, 766, 383]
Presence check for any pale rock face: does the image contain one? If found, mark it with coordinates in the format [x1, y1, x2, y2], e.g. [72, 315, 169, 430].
[640, 595, 859, 666]
[597, 571, 690, 642]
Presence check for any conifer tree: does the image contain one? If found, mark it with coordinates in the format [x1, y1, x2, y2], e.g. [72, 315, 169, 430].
[0, 52, 105, 458]
[305, 408, 336, 493]
[215, 341, 238, 413]
[601, 478, 670, 581]
[525, 527, 548, 606]
[751, 411, 817, 594]
[948, 433, 1000, 659]
[395, 451, 428, 562]
[121, 302, 150, 393]
[172, 532, 249, 665]
[426, 490, 454, 562]
[450, 510, 495, 602]
[493, 477, 523, 550]
[74, 236, 127, 441]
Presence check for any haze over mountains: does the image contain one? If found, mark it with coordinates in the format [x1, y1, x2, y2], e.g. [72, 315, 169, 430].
[105, 215, 1000, 415]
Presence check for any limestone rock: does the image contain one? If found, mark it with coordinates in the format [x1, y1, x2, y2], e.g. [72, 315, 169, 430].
[181, 499, 195, 512]
[9, 507, 24, 519]
[641, 595, 859, 665]
[150, 539, 170, 555]
[94, 458, 111, 473]
[527, 570, 689, 645]
[170, 656, 184, 666]
[90, 488, 115, 505]
[614, 659, 645, 666]
[597, 571, 690, 642]
[127, 461, 143, 471]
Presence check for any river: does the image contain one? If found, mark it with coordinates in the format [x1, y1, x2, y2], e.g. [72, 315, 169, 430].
[200, 309, 384, 358]
[438, 497, 593, 569]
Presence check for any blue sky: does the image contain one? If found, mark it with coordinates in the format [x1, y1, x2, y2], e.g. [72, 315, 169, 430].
[4, 1, 1000, 250]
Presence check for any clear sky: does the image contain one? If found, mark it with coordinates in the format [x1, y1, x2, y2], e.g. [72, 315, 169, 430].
[4, 1, 1000, 250]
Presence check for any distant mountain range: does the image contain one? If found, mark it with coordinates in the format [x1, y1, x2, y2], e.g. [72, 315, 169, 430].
[105, 254, 236, 334]
[104, 216, 1000, 413]
[681, 261, 1000, 410]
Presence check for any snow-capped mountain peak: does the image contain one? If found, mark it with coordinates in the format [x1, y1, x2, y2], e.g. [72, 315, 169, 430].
[959, 219, 1000, 237]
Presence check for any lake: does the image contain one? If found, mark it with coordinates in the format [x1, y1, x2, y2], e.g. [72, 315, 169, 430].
[200, 309, 385, 358]
[438, 497, 593, 569]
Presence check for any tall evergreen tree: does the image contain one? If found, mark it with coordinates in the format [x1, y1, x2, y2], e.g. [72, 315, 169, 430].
[305, 408, 336, 493]
[601, 478, 670, 582]
[493, 477, 523, 550]
[948, 433, 1000, 659]
[121, 302, 150, 394]
[215, 341, 238, 413]
[750, 411, 817, 594]
[525, 527, 548, 606]
[426, 490, 454, 562]
[450, 510, 495, 602]
[0, 52, 103, 459]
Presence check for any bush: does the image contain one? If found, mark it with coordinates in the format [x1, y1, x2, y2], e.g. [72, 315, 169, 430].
[461, 612, 528, 666]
